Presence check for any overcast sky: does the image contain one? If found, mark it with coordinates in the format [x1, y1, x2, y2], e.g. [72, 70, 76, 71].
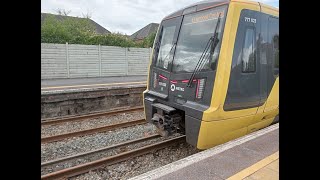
[41, 0, 279, 35]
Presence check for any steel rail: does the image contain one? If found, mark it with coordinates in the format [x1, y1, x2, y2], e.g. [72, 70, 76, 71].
[41, 119, 147, 143]
[41, 134, 160, 167]
[41, 135, 186, 180]
[41, 106, 144, 126]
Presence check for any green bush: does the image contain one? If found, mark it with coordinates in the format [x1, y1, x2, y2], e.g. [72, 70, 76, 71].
[41, 15, 156, 48]
[141, 32, 156, 48]
[41, 14, 95, 44]
[88, 33, 139, 47]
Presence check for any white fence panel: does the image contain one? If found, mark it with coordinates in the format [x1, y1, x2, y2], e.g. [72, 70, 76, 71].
[41, 43, 151, 79]
[41, 43, 68, 79]
[101, 46, 127, 76]
[68, 44, 100, 78]
[127, 48, 151, 75]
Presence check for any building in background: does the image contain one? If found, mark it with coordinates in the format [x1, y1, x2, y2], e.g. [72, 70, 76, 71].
[130, 23, 159, 41]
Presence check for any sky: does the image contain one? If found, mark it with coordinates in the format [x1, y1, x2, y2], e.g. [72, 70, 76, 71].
[41, 0, 279, 35]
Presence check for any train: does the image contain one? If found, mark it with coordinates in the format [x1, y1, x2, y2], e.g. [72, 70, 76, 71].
[143, 0, 279, 150]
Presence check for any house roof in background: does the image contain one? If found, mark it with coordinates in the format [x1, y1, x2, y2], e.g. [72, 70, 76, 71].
[130, 23, 159, 40]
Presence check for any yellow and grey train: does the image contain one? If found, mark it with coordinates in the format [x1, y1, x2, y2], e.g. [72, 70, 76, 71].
[143, 0, 279, 149]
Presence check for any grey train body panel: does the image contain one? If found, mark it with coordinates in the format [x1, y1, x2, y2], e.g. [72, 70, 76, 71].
[271, 114, 279, 124]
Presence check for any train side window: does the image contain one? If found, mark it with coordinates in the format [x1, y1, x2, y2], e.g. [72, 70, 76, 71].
[273, 35, 279, 69]
[268, 16, 279, 76]
[242, 28, 256, 73]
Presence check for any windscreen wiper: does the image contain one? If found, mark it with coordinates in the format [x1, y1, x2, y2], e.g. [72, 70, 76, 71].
[159, 42, 177, 66]
[187, 14, 222, 87]
[153, 40, 161, 60]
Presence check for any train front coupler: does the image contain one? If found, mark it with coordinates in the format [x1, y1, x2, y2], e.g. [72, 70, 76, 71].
[150, 103, 183, 137]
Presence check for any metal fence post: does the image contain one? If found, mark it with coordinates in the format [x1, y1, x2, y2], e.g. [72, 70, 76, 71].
[66, 42, 70, 78]
[99, 44, 102, 77]
[125, 47, 129, 76]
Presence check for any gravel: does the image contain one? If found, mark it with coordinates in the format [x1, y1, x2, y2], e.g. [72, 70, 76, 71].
[41, 111, 145, 137]
[41, 110, 199, 179]
[70, 142, 200, 180]
[41, 135, 165, 175]
[41, 123, 157, 162]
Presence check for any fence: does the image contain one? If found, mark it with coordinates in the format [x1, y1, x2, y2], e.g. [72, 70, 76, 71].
[41, 43, 152, 79]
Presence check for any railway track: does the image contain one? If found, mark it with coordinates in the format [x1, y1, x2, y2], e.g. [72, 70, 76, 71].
[41, 118, 147, 143]
[41, 106, 144, 126]
[42, 106, 146, 143]
[41, 134, 161, 167]
[41, 135, 186, 180]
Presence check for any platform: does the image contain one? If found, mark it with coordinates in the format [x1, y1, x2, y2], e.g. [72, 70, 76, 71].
[41, 75, 147, 91]
[130, 123, 279, 180]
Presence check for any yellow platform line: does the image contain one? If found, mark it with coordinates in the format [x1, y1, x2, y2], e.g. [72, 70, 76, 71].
[41, 81, 146, 90]
[227, 151, 279, 180]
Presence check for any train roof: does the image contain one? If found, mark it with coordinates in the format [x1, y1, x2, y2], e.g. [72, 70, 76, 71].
[163, 0, 278, 20]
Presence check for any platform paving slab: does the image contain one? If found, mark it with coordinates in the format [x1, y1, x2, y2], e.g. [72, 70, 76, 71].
[129, 123, 279, 180]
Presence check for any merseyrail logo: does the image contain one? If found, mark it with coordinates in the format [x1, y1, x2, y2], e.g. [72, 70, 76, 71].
[191, 10, 224, 24]
[170, 84, 175, 91]
[170, 84, 185, 92]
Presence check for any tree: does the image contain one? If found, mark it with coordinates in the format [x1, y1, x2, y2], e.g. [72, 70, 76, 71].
[41, 14, 96, 44]
[41, 12, 156, 48]
[56, 8, 71, 16]
[140, 32, 156, 48]
[82, 9, 93, 19]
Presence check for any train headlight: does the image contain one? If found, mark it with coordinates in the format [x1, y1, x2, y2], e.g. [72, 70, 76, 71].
[196, 78, 205, 99]
[153, 72, 157, 88]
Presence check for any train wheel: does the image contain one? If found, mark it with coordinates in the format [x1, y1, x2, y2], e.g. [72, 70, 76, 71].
[156, 127, 169, 137]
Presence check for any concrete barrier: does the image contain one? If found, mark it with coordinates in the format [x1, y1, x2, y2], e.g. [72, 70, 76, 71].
[41, 43, 152, 79]
[41, 84, 146, 119]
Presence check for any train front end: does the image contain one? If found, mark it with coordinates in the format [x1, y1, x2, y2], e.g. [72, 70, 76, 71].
[143, 1, 229, 148]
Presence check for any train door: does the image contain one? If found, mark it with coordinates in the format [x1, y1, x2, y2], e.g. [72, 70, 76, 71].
[224, 9, 262, 112]
[263, 16, 279, 112]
